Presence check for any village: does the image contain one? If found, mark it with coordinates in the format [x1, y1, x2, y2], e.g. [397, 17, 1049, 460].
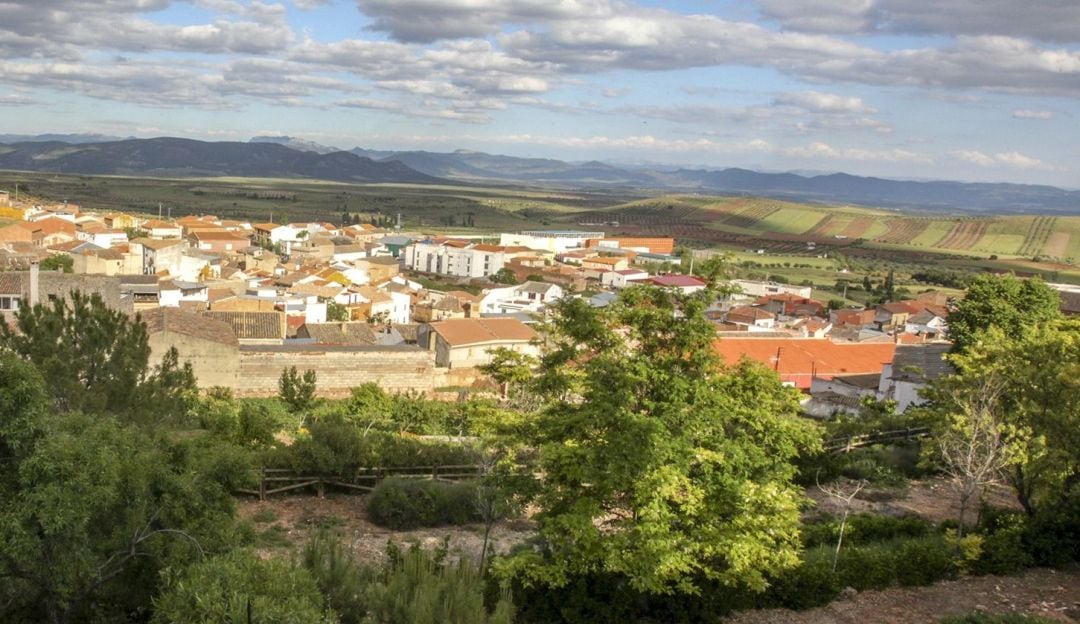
[0, 188, 1002, 417]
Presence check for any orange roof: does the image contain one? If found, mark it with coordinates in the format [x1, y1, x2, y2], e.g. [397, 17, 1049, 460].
[429, 318, 537, 347]
[586, 256, 625, 265]
[191, 231, 250, 241]
[472, 244, 505, 253]
[714, 338, 895, 389]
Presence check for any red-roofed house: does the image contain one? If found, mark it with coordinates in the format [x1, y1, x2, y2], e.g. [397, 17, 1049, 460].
[714, 338, 896, 390]
[755, 293, 826, 317]
[649, 274, 707, 293]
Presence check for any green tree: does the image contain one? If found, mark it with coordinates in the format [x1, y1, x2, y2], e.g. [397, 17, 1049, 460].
[0, 291, 195, 419]
[947, 273, 1060, 353]
[325, 300, 349, 322]
[490, 268, 518, 285]
[278, 366, 318, 414]
[0, 403, 246, 622]
[499, 287, 820, 594]
[39, 254, 73, 273]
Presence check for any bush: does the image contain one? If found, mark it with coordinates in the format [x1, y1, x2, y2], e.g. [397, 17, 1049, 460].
[367, 478, 481, 530]
[803, 513, 933, 548]
[152, 550, 334, 623]
[302, 534, 512, 624]
[765, 548, 840, 610]
[834, 543, 897, 590]
[893, 535, 957, 586]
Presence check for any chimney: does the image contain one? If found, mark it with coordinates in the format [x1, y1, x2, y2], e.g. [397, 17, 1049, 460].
[29, 260, 39, 307]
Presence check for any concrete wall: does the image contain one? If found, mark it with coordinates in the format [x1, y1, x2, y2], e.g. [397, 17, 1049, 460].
[235, 345, 437, 397]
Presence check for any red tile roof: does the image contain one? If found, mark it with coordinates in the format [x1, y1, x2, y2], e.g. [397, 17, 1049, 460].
[714, 338, 896, 389]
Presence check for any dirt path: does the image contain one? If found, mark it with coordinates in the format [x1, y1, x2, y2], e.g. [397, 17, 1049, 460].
[724, 566, 1080, 624]
[238, 493, 535, 563]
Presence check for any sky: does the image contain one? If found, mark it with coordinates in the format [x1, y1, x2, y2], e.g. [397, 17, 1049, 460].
[0, 0, 1078, 187]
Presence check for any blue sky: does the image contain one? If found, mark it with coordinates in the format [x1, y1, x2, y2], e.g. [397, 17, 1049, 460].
[0, 0, 1078, 186]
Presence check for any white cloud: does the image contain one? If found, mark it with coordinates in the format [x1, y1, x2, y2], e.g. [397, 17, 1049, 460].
[1013, 108, 1054, 120]
[954, 149, 1059, 170]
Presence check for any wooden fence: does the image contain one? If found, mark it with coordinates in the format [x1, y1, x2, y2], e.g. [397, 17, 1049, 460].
[824, 427, 931, 454]
[236, 464, 483, 501]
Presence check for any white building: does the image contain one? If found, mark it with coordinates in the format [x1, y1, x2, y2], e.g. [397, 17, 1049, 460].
[499, 230, 603, 254]
[480, 281, 564, 315]
[730, 279, 813, 299]
[404, 239, 510, 279]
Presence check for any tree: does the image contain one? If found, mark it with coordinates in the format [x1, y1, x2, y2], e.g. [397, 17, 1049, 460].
[325, 300, 349, 322]
[39, 254, 73, 273]
[498, 287, 820, 594]
[934, 322, 1080, 517]
[490, 268, 518, 285]
[0, 291, 193, 418]
[947, 273, 1060, 353]
[0, 395, 246, 622]
[921, 359, 1013, 534]
[278, 366, 318, 414]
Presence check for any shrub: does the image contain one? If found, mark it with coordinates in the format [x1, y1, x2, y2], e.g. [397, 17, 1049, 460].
[893, 535, 957, 586]
[367, 478, 481, 530]
[803, 513, 933, 548]
[834, 542, 896, 590]
[764, 547, 840, 610]
[302, 534, 512, 624]
[152, 550, 333, 623]
[973, 510, 1034, 575]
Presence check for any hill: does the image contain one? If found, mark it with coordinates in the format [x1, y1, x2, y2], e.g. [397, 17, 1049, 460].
[350, 148, 1080, 215]
[0, 137, 441, 184]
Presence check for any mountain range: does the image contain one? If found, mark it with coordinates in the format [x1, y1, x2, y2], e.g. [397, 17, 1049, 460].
[0, 135, 1077, 215]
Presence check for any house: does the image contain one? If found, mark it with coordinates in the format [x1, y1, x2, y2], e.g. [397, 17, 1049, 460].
[582, 255, 629, 272]
[296, 321, 379, 346]
[251, 223, 296, 252]
[724, 305, 776, 331]
[878, 343, 953, 412]
[188, 230, 251, 253]
[480, 281, 564, 315]
[731, 279, 813, 299]
[713, 338, 897, 390]
[649, 274, 707, 294]
[353, 286, 397, 323]
[203, 310, 287, 345]
[600, 268, 649, 289]
[755, 294, 826, 318]
[404, 238, 512, 279]
[805, 373, 881, 418]
[142, 219, 183, 239]
[904, 307, 949, 338]
[875, 301, 923, 330]
[142, 307, 241, 388]
[129, 237, 185, 276]
[354, 256, 400, 284]
[419, 317, 539, 368]
[831, 307, 876, 328]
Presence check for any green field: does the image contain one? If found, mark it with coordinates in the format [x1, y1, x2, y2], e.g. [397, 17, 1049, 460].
[3, 171, 1079, 282]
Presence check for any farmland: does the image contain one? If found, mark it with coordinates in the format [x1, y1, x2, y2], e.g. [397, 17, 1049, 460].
[3, 170, 1080, 280]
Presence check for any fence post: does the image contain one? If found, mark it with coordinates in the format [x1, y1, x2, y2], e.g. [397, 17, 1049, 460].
[433, 464, 439, 480]
[259, 467, 267, 502]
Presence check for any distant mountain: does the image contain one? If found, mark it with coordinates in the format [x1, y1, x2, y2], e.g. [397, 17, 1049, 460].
[249, 135, 341, 154]
[347, 148, 1080, 214]
[0, 133, 129, 144]
[0, 137, 441, 184]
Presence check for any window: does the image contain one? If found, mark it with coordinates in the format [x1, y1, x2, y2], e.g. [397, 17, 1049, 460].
[0, 296, 19, 311]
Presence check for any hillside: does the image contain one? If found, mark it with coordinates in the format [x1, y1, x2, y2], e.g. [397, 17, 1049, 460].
[555, 195, 1080, 264]
[0, 137, 441, 184]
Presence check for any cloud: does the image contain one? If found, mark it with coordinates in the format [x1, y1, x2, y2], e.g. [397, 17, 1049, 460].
[759, 0, 1080, 43]
[1013, 108, 1054, 120]
[782, 141, 931, 163]
[954, 149, 1059, 170]
[0, 0, 294, 58]
[616, 90, 890, 134]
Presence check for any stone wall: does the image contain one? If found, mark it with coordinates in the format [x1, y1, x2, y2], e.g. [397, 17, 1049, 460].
[148, 331, 241, 389]
[235, 345, 437, 397]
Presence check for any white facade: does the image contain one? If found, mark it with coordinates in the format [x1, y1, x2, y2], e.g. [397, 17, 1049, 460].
[731, 279, 813, 299]
[601, 269, 649, 289]
[499, 230, 603, 254]
[480, 282, 564, 315]
[404, 241, 506, 278]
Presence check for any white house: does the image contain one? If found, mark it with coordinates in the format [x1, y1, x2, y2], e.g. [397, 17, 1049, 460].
[600, 268, 649, 289]
[877, 344, 952, 412]
[480, 281, 564, 315]
[499, 230, 603, 254]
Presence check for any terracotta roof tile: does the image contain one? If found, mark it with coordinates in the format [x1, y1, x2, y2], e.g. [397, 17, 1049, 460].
[428, 318, 536, 347]
[714, 338, 896, 389]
